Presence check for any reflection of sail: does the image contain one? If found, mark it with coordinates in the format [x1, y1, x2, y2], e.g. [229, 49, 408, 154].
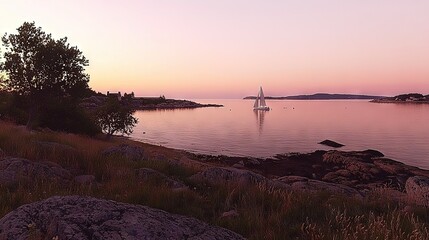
[254, 110, 267, 133]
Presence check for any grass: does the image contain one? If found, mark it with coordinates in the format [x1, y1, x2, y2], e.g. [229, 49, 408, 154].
[0, 120, 428, 239]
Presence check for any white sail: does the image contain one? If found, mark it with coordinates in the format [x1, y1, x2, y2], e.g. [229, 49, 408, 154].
[253, 86, 270, 111]
[253, 92, 259, 108]
[259, 87, 267, 107]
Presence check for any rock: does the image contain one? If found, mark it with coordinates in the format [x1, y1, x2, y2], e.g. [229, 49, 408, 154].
[135, 168, 188, 190]
[74, 175, 96, 185]
[232, 161, 245, 169]
[318, 140, 344, 148]
[361, 149, 384, 158]
[0, 157, 72, 186]
[0, 196, 245, 240]
[221, 210, 239, 219]
[405, 176, 429, 206]
[275, 176, 362, 198]
[373, 158, 407, 175]
[246, 158, 260, 165]
[189, 167, 269, 186]
[102, 144, 146, 161]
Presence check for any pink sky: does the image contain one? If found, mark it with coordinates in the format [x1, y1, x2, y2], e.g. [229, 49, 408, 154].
[1, 0, 429, 98]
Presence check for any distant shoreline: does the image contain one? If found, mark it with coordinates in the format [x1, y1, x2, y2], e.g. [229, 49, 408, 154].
[243, 93, 384, 100]
[370, 93, 429, 104]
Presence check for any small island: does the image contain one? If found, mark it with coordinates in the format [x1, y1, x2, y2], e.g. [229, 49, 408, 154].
[244, 93, 384, 100]
[81, 92, 223, 111]
[371, 93, 429, 104]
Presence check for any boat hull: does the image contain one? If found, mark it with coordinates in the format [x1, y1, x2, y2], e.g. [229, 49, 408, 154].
[253, 106, 270, 111]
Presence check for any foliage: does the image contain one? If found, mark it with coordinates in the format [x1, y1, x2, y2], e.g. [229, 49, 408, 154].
[1, 22, 90, 128]
[96, 98, 138, 136]
[141, 96, 167, 105]
[38, 98, 100, 136]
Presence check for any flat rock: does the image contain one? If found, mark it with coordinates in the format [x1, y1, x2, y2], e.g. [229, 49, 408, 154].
[135, 168, 188, 190]
[0, 157, 72, 186]
[189, 167, 269, 186]
[405, 176, 429, 206]
[0, 196, 244, 240]
[318, 140, 344, 148]
[102, 144, 146, 161]
[275, 176, 362, 197]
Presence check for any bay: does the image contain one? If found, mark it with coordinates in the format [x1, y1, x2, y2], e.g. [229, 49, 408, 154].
[131, 99, 429, 169]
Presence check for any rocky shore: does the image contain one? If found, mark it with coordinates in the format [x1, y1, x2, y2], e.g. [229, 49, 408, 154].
[188, 149, 429, 201]
[80, 96, 223, 111]
[371, 93, 429, 104]
[0, 122, 428, 239]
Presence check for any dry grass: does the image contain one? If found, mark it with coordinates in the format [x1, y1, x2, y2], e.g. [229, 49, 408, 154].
[0, 120, 428, 239]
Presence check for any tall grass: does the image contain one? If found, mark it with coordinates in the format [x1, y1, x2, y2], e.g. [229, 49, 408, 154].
[0, 120, 428, 239]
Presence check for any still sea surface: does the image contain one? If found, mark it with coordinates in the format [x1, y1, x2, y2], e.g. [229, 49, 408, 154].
[131, 100, 429, 169]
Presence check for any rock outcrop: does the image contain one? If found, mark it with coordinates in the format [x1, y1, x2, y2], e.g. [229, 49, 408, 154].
[102, 144, 146, 161]
[406, 176, 429, 206]
[275, 176, 362, 198]
[0, 157, 72, 186]
[189, 167, 269, 186]
[0, 196, 245, 240]
[318, 140, 344, 148]
[135, 168, 188, 191]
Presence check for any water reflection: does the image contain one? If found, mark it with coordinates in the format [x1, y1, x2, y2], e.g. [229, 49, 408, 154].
[254, 110, 267, 133]
[132, 100, 429, 169]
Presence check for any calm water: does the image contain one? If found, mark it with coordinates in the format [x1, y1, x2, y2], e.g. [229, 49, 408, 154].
[131, 100, 429, 169]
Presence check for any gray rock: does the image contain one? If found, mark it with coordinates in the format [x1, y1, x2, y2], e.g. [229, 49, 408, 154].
[0, 157, 72, 186]
[189, 167, 268, 186]
[246, 158, 260, 165]
[318, 139, 344, 148]
[0, 196, 245, 240]
[405, 176, 429, 206]
[102, 144, 146, 161]
[135, 168, 188, 190]
[275, 176, 362, 198]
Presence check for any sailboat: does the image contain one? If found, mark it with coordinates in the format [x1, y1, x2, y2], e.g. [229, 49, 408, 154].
[253, 87, 270, 111]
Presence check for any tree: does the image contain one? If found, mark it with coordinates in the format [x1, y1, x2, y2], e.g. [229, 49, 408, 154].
[1, 22, 89, 129]
[96, 98, 138, 137]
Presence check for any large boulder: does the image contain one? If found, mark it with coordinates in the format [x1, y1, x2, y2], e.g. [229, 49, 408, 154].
[0, 157, 72, 186]
[405, 176, 429, 206]
[189, 167, 269, 186]
[0, 196, 245, 240]
[135, 168, 188, 191]
[275, 176, 362, 198]
[102, 144, 146, 161]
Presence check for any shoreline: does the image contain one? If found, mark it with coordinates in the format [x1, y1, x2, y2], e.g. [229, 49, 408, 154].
[1, 121, 429, 238]
[126, 136, 429, 191]
[370, 99, 429, 104]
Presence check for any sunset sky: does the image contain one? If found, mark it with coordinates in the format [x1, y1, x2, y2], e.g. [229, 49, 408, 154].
[1, 0, 429, 98]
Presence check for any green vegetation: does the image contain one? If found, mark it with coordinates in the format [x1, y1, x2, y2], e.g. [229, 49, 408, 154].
[0, 121, 428, 239]
[2, 22, 89, 129]
[96, 97, 138, 136]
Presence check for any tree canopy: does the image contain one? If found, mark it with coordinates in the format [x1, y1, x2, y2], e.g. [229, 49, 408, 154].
[1, 22, 91, 129]
[96, 98, 138, 137]
[1, 22, 89, 99]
